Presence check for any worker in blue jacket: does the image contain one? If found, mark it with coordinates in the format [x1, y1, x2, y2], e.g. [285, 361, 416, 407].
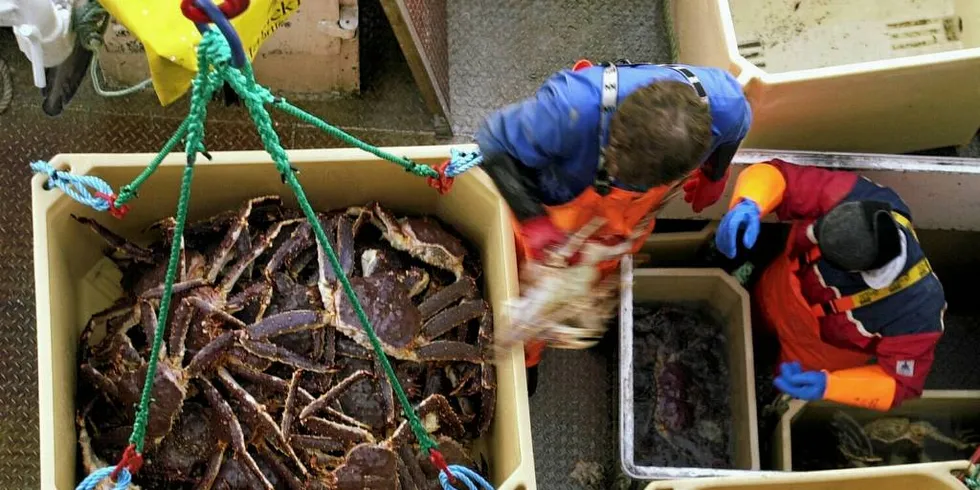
[475, 59, 753, 394]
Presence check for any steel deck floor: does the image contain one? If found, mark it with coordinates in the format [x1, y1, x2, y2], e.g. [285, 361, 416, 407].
[1, 1, 980, 487]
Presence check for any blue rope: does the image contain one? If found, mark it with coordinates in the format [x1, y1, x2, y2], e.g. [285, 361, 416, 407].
[75, 466, 131, 490]
[439, 465, 495, 490]
[444, 148, 483, 178]
[30, 161, 116, 212]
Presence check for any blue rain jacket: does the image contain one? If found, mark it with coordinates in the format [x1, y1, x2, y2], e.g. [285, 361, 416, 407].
[475, 64, 752, 205]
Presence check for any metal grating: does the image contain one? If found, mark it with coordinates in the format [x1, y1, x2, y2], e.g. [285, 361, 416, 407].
[379, 0, 451, 134]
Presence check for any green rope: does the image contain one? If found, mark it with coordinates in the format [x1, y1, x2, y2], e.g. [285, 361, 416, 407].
[273, 101, 438, 178]
[122, 29, 440, 455]
[74, 0, 154, 98]
[127, 37, 218, 451]
[220, 50, 439, 452]
[116, 118, 192, 206]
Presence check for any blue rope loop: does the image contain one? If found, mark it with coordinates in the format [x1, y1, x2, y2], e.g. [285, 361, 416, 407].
[439, 465, 495, 490]
[75, 466, 131, 490]
[31, 161, 116, 212]
[445, 148, 484, 178]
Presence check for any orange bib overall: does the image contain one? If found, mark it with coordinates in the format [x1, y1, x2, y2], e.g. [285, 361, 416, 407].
[516, 184, 672, 366]
[754, 223, 872, 373]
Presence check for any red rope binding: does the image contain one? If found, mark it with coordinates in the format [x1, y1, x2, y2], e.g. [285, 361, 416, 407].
[181, 0, 250, 23]
[426, 159, 455, 195]
[94, 192, 131, 219]
[428, 449, 456, 484]
[109, 444, 144, 481]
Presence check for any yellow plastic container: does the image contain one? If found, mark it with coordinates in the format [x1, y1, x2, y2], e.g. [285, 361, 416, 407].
[31, 147, 536, 489]
[643, 461, 969, 490]
[772, 390, 980, 471]
[670, 0, 980, 153]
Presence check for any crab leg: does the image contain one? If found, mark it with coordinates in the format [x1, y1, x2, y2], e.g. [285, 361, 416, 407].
[281, 369, 303, 437]
[398, 449, 419, 490]
[373, 358, 396, 428]
[246, 310, 326, 340]
[199, 378, 274, 490]
[263, 221, 313, 277]
[325, 406, 372, 431]
[256, 443, 306, 490]
[206, 196, 281, 283]
[420, 299, 487, 342]
[239, 338, 335, 373]
[303, 416, 375, 446]
[186, 296, 247, 329]
[288, 248, 317, 278]
[216, 367, 310, 478]
[79, 364, 121, 401]
[416, 341, 483, 363]
[386, 394, 465, 449]
[418, 277, 478, 320]
[194, 441, 226, 490]
[141, 278, 208, 299]
[227, 281, 273, 312]
[477, 310, 496, 436]
[397, 445, 426, 490]
[299, 370, 372, 420]
[186, 331, 238, 377]
[335, 214, 356, 276]
[220, 218, 300, 296]
[73, 215, 155, 263]
[289, 434, 346, 453]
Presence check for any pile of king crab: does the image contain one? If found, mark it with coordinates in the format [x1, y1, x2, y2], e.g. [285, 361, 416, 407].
[74, 196, 497, 490]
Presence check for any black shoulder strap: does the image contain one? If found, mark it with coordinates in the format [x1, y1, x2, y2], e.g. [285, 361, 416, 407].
[592, 62, 709, 195]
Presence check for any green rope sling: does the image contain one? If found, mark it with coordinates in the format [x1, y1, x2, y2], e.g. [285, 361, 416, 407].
[125, 28, 443, 465]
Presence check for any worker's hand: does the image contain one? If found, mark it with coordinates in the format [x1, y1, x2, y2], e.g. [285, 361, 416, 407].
[716, 198, 761, 259]
[683, 168, 730, 213]
[774, 361, 827, 401]
[520, 216, 569, 262]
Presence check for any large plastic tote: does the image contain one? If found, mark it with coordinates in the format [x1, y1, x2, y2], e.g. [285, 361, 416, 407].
[669, 0, 980, 153]
[31, 146, 536, 489]
[620, 261, 762, 480]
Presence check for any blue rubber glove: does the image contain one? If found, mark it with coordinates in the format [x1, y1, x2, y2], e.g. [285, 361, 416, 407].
[715, 199, 761, 259]
[774, 361, 827, 401]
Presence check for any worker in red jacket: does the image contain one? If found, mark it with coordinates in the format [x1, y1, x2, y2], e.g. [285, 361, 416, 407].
[716, 159, 946, 410]
[476, 60, 752, 394]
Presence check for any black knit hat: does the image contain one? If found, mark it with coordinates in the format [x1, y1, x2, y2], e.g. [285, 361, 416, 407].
[814, 201, 903, 272]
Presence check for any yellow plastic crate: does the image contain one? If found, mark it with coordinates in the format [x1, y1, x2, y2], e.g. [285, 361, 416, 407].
[31, 146, 536, 489]
[670, 0, 980, 153]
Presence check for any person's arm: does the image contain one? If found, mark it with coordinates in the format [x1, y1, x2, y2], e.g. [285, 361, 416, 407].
[727, 158, 860, 220]
[475, 79, 574, 220]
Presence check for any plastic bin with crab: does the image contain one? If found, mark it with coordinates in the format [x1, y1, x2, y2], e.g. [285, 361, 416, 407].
[32, 147, 536, 489]
[640, 391, 980, 490]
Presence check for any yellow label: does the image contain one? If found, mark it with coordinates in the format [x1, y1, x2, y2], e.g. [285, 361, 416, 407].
[100, 0, 303, 105]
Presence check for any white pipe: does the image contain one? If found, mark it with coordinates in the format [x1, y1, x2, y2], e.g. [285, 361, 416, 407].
[0, 0, 76, 88]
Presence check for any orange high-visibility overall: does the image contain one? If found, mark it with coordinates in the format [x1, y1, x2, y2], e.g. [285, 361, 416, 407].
[515, 184, 673, 367]
[754, 222, 873, 373]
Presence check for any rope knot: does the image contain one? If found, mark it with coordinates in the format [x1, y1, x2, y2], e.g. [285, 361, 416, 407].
[109, 445, 143, 482]
[426, 159, 454, 195]
[93, 192, 131, 219]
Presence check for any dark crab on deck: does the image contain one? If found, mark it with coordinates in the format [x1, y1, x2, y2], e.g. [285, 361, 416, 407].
[74, 197, 497, 490]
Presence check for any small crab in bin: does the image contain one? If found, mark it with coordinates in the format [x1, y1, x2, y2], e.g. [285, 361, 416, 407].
[74, 196, 497, 488]
[498, 214, 655, 352]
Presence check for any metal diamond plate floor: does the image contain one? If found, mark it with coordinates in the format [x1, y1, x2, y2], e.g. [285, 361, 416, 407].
[2, 0, 980, 487]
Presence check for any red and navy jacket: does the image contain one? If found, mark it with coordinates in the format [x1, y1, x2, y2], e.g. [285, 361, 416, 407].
[770, 159, 946, 407]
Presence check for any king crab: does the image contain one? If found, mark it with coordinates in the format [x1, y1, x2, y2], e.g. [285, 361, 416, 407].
[74, 197, 496, 489]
